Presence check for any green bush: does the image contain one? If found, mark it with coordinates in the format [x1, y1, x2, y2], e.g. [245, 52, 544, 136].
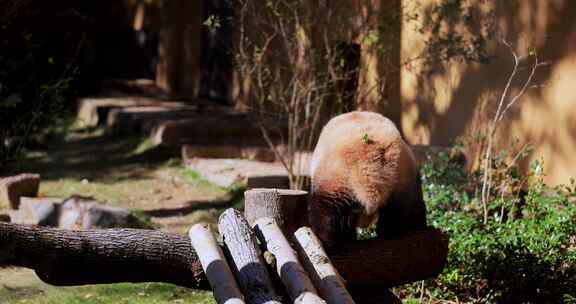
[408, 151, 576, 303]
[0, 3, 88, 164]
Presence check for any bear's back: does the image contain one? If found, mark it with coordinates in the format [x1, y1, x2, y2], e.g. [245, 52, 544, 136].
[310, 111, 405, 179]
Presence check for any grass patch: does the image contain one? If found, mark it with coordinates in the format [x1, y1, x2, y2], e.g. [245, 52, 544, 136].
[180, 169, 246, 209]
[180, 169, 222, 191]
[131, 138, 159, 156]
[0, 283, 215, 304]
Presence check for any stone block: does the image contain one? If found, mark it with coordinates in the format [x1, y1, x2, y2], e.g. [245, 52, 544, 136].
[150, 113, 273, 146]
[58, 196, 149, 230]
[186, 158, 289, 189]
[83, 204, 134, 229]
[9, 197, 61, 226]
[0, 173, 40, 209]
[76, 96, 191, 127]
[182, 144, 277, 163]
[182, 145, 243, 161]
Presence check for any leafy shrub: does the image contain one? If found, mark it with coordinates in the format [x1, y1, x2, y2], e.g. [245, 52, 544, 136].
[0, 2, 92, 164]
[403, 150, 576, 303]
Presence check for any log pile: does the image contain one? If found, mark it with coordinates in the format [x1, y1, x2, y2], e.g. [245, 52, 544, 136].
[0, 188, 449, 303]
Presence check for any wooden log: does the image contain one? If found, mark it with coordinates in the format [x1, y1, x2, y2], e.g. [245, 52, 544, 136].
[189, 223, 245, 304]
[330, 228, 449, 289]
[244, 188, 309, 238]
[0, 223, 448, 293]
[254, 217, 325, 304]
[0, 222, 209, 289]
[218, 209, 283, 304]
[294, 227, 355, 304]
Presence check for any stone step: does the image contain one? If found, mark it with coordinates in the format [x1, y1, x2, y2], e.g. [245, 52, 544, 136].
[106, 105, 199, 134]
[77, 96, 193, 127]
[100, 79, 168, 97]
[0, 173, 40, 210]
[185, 150, 312, 189]
[150, 113, 282, 146]
[182, 144, 277, 162]
[76, 95, 283, 148]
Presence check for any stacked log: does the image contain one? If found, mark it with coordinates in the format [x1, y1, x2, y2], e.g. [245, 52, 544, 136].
[0, 188, 449, 303]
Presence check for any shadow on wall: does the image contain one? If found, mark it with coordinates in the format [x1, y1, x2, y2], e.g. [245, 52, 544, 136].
[128, 0, 204, 100]
[401, 0, 576, 185]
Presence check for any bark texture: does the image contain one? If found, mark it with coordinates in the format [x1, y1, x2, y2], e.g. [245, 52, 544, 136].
[244, 189, 309, 238]
[294, 227, 355, 304]
[254, 217, 325, 304]
[0, 222, 208, 289]
[189, 223, 245, 304]
[218, 209, 283, 304]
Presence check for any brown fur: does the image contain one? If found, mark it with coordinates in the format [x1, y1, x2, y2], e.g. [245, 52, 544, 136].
[309, 111, 426, 248]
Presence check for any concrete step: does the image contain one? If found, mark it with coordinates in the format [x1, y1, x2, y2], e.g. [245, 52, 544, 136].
[76, 95, 282, 147]
[182, 144, 277, 162]
[77, 96, 193, 127]
[150, 112, 284, 146]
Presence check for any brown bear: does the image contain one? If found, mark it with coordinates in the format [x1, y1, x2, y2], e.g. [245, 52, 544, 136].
[309, 111, 426, 249]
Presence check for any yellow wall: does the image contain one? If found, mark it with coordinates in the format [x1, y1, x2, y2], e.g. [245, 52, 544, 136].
[401, 0, 576, 185]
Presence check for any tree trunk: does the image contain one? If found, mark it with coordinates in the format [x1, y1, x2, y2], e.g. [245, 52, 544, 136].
[0, 222, 208, 289]
[0, 223, 448, 297]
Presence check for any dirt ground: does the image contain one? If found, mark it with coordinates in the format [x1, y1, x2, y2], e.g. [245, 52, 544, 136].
[1, 127, 237, 298]
[2, 127, 236, 230]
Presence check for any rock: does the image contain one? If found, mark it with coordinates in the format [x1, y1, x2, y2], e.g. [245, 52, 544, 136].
[58, 196, 150, 230]
[182, 144, 243, 160]
[84, 204, 135, 229]
[186, 158, 289, 189]
[150, 113, 276, 146]
[106, 105, 199, 134]
[59, 196, 92, 230]
[9, 197, 62, 226]
[77, 96, 190, 127]
[0, 173, 40, 209]
[0, 214, 10, 222]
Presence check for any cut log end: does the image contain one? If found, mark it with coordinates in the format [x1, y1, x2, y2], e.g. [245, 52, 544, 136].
[244, 188, 309, 239]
